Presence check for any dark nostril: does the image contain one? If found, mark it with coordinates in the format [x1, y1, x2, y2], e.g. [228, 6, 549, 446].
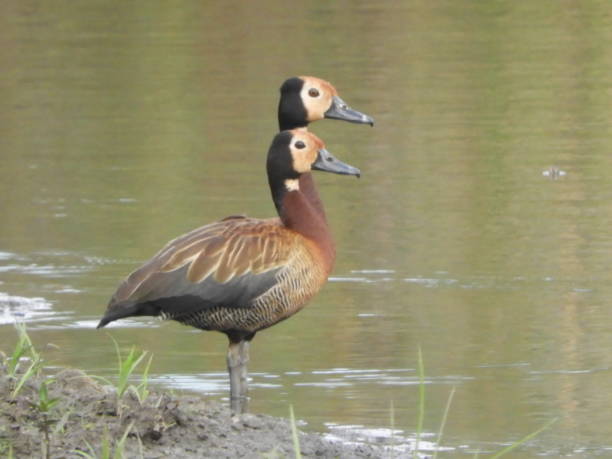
[326, 157, 334, 162]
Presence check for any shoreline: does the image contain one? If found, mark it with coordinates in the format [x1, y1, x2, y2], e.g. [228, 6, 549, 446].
[0, 363, 397, 458]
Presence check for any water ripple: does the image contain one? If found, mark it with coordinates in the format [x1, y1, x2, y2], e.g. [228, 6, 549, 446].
[148, 372, 283, 393]
[324, 423, 453, 456]
[291, 368, 472, 389]
[329, 269, 592, 293]
[0, 292, 55, 325]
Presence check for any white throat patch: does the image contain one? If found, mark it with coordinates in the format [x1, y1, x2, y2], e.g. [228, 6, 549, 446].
[284, 179, 300, 191]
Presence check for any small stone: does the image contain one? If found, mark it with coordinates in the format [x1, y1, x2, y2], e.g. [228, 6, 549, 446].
[241, 413, 264, 429]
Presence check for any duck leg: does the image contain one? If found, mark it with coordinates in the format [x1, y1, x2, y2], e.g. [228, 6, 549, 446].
[227, 339, 249, 414]
[238, 340, 250, 399]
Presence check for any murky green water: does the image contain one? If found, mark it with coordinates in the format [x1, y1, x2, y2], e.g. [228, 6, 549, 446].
[2, 1, 612, 455]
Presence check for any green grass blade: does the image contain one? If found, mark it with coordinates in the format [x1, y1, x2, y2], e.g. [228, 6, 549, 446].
[101, 430, 111, 459]
[72, 452, 95, 459]
[53, 409, 73, 435]
[136, 431, 144, 459]
[413, 345, 425, 458]
[491, 417, 558, 458]
[433, 386, 456, 459]
[9, 323, 33, 376]
[134, 354, 153, 403]
[117, 348, 135, 396]
[113, 421, 134, 459]
[289, 405, 302, 459]
[8, 333, 26, 375]
[11, 355, 41, 398]
[72, 439, 98, 458]
[125, 350, 147, 396]
[110, 335, 148, 398]
[389, 399, 395, 444]
[88, 374, 112, 386]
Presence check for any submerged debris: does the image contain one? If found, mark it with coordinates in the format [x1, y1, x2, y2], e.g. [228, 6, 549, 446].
[542, 166, 567, 179]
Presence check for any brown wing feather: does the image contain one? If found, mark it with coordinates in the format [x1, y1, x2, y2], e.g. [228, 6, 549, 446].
[108, 216, 292, 308]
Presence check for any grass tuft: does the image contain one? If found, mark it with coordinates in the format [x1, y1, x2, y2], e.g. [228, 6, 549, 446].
[8, 323, 43, 398]
[33, 379, 60, 459]
[106, 335, 152, 416]
[111, 336, 148, 399]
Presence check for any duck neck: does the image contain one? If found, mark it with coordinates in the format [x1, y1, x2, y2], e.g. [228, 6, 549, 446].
[278, 100, 308, 131]
[269, 177, 335, 270]
[298, 173, 327, 223]
[277, 117, 328, 223]
[279, 118, 304, 131]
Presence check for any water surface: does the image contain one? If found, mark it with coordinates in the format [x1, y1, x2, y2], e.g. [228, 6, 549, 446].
[2, 1, 612, 456]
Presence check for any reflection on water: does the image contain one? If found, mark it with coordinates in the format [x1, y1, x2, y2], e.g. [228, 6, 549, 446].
[2, 0, 612, 456]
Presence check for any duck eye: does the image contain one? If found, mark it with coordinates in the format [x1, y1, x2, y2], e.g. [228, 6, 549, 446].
[308, 88, 320, 97]
[295, 141, 306, 149]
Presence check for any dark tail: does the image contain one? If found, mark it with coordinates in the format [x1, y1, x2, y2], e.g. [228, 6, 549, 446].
[96, 302, 147, 329]
[97, 314, 117, 329]
[97, 296, 204, 329]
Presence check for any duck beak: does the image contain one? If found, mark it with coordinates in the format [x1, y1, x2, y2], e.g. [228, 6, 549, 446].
[312, 148, 361, 178]
[324, 96, 374, 126]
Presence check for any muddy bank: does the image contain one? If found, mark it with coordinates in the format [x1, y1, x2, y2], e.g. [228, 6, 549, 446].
[0, 362, 398, 458]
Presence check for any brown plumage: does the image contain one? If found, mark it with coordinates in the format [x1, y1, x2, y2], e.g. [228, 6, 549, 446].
[102, 216, 329, 335]
[98, 129, 360, 413]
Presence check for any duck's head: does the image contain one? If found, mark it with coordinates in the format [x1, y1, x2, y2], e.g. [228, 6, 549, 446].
[267, 129, 360, 192]
[278, 76, 374, 130]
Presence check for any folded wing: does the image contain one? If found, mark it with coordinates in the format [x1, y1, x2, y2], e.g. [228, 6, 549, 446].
[98, 216, 295, 328]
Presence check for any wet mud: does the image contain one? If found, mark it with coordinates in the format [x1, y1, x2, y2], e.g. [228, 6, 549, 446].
[0, 364, 393, 458]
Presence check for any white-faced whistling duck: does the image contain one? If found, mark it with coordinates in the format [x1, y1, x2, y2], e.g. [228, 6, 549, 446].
[97, 130, 360, 414]
[278, 76, 374, 221]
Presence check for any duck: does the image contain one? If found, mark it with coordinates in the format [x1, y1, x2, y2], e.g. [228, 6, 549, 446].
[97, 129, 361, 414]
[278, 76, 373, 220]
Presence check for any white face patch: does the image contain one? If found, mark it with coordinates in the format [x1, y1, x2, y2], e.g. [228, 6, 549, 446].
[284, 179, 300, 191]
[300, 83, 332, 122]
